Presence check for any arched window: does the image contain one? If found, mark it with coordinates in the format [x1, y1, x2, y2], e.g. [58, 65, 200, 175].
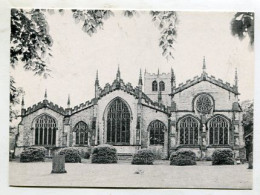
[35, 114, 56, 146]
[107, 98, 131, 144]
[152, 81, 158, 91]
[159, 81, 165, 91]
[148, 120, 165, 145]
[74, 121, 88, 145]
[208, 116, 229, 145]
[179, 116, 199, 145]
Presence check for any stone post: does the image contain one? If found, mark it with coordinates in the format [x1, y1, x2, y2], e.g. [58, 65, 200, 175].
[248, 152, 253, 169]
[51, 154, 67, 174]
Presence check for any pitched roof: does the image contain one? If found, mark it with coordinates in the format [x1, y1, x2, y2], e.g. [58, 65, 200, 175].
[170, 73, 239, 96]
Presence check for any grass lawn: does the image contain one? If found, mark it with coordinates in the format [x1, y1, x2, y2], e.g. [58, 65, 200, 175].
[9, 159, 252, 189]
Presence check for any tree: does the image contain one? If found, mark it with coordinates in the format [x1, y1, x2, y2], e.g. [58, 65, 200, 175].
[11, 9, 53, 77]
[150, 11, 178, 60]
[10, 76, 24, 122]
[10, 9, 178, 120]
[241, 100, 254, 160]
[231, 12, 254, 46]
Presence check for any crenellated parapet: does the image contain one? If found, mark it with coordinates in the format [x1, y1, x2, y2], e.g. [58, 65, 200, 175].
[22, 100, 66, 116]
[170, 73, 240, 96]
[96, 76, 170, 114]
[70, 99, 95, 114]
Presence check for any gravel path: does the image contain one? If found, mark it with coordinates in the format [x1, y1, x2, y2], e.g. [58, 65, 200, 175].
[9, 160, 252, 189]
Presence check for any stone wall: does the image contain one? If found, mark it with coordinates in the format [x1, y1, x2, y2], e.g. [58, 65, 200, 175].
[15, 108, 65, 156]
[173, 81, 237, 111]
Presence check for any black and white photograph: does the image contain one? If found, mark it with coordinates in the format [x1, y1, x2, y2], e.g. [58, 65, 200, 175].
[8, 7, 254, 189]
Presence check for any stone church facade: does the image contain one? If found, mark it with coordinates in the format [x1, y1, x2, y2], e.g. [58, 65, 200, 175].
[15, 59, 244, 159]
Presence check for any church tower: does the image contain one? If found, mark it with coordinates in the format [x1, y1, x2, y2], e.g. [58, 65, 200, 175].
[144, 68, 172, 106]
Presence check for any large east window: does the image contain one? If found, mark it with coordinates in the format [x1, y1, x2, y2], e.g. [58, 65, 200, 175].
[208, 116, 229, 145]
[107, 98, 131, 144]
[35, 114, 56, 146]
[179, 116, 199, 145]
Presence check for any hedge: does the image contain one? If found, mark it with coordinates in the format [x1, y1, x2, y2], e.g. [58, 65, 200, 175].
[20, 146, 46, 162]
[212, 149, 234, 165]
[58, 147, 81, 163]
[170, 150, 196, 166]
[91, 144, 117, 164]
[132, 149, 154, 165]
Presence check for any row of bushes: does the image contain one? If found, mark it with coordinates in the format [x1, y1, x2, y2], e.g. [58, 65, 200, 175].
[20, 146, 235, 166]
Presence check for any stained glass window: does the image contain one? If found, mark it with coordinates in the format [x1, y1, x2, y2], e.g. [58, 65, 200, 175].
[152, 81, 158, 91]
[74, 121, 88, 145]
[35, 114, 56, 146]
[148, 120, 165, 145]
[196, 94, 212, 114]
[159, 81, 165, 91]
[107, 98, 130, 144]
[209, 116, 229, 145]
[179, 116, 199, 145]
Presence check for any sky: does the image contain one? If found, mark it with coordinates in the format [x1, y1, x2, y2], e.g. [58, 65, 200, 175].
[11, 10, 254, 110]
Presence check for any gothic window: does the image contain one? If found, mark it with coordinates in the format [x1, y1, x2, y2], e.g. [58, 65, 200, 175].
[35, 114, 56, 146]
[159, 81, 165, 91]
[107, 98, 131, 144]
[196, 94, 212, 114]
[148, 120, 165, 145]
[152, 81, 158, 91]
[179, 116, 199, 145]
[74, 121, 88, 145]
[209, 116, 229, 145]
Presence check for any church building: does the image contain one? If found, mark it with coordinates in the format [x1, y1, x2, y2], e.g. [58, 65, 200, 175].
[15, 58, 244, 160]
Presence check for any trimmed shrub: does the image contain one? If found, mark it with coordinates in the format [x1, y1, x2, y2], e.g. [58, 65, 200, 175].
[91, 144, 117, 164]
[59, 147, 81, 163]
[206, 156, 212, 161]
[20, 146, 46, 162]
[76, 147, 91, 159]
[84, 151, 91, 159]
[212, 149, 234, 165]
[131, 149, 154, 165]
[170, 150, 196, 166]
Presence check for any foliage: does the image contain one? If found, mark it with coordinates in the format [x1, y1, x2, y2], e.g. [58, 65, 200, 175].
[241, 100, 254, 128]
[75, 147, 91, 159]
[71, 10, 114, 36]
[212, 149, 234, 165]
[59, 147, 82, 163]
[170, 150, 196, 166]
[91, 144, 117, 164]
[231, 12, 254, 46]
[20, 146, 46, 162]
[84, 151, 91, 159]
[131, 149, 155, 165]
[11, 9, 53, 77]
[150, 11, 178, 60]
[123, 10, 137, 18]
[10, 76, 24, 122]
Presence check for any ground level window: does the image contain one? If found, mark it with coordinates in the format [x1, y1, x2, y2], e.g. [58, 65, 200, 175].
[35, 115, 56, 146]
[74, 121, 89, 145]
[209, 116, 229, 145]
[148, 120, 165, 145]
[179, 116, 199, 145]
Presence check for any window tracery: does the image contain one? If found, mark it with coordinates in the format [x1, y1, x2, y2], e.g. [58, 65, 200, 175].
[148, 120, 165, 145]
[35, 115, 56, 146]
[107, 98, 130, 144]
